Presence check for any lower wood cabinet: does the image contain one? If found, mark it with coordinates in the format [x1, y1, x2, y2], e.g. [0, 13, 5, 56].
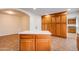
[36, 35, 51, 51]
[20, 34, 51, 51]
[36, 39, 51, 51]
[20, 39, 35, 51]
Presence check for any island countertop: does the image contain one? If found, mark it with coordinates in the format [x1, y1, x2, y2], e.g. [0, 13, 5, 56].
[18, 31, 52, 35]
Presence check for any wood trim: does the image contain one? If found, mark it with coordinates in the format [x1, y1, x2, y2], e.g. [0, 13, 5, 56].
[20, 34, 35, 39]
[42, 11, 67, 16]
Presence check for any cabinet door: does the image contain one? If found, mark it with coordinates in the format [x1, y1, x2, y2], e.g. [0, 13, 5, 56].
[55, 16, 60, 23]
[42, 16, 51, 23]
[47, 24, 51, 32]
[44, 24, 48, 30]
[51, 24, 56, 35]
[20, 39, 35, 51]
[42, 24, 48, 30]
[51, 16, 56, 23]
[36, 39, 51, 51]
[56, 24, 61, 36]
[42, 24, 45, 30]
[61, 15, 66, 23]
[60, 24, 66, 37]
[42, 16, 45, 24]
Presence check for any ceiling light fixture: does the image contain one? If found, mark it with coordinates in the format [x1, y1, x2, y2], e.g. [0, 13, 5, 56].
[67, 9, 71, 11]
[33, 8, 36, 10]
[5, 11, 15, 14]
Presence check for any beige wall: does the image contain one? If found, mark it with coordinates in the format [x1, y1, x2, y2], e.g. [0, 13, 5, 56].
[18, 9, 41, 31]
[20, 15, 29, 31]
[0, 13, 29, 36]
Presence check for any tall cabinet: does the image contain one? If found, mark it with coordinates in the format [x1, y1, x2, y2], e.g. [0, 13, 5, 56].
[42, 13, 67, 38]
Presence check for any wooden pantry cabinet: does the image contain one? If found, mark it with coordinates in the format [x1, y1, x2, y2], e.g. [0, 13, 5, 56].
[42, 13, 67, 38]
[20, 34, 51, 51]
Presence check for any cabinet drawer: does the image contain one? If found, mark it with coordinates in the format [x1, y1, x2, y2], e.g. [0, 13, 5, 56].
[36, 35, 52, 39]
[20, 34, 35, 39]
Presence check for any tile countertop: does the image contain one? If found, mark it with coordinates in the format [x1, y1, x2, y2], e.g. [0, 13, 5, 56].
[18, 31, 52, 35]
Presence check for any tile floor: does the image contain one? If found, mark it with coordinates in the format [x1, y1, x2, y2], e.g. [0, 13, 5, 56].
[51, 33, 78, 51]
[0, 33, 78, 51]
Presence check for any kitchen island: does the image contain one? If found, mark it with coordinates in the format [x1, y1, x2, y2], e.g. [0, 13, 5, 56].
[18, 31, 52, 51]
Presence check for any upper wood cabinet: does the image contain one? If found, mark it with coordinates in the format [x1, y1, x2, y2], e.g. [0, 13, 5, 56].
[42, 12, 67, 38]
[51, 24, 56, 35]
[51, 16, 56, 23]
[42, 16, 52, 24]
[55, 16, 61, 23]
[56, 24, 61, 36]
[60, 24, 66, 37]
[47, 24, 52, 31]
[61, 15, 66, 23]
[43, 24, 48, 30]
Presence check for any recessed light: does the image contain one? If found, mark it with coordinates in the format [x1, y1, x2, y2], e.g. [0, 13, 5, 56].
[67, 9, 71, 11]
[5, 11, 15, 14]
[33, 8, 36, 10]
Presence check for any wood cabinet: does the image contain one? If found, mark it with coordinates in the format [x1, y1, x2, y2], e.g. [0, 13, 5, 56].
[51, 24, 56, 35]
[56, 24, 61, 36]
[47, 24, 51, 31]
[20, 34, 51, 51]
[42, 24, 48, 30]
[55, 16, 61, 23]
[68, 18, 76, 33]
[42, 16, 51, 24]
[51, 16, 56, 23]
[68, 28, 76, 33]
[20, 35, 35, 51]
[20, 39, 35, 51]
[61, 15, 66, 23]
[42, 13, 67, 38]
[68, 18, 76, 24]
[36, 35, 51, 51]
[60, 24, 66, 37]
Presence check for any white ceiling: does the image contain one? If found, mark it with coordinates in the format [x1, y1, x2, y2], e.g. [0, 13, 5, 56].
[21, 8, 79, 16]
